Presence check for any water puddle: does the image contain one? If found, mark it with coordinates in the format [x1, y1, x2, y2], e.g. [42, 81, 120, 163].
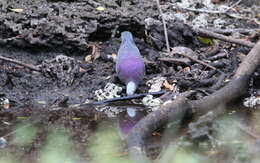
[0, 101, 258, 162]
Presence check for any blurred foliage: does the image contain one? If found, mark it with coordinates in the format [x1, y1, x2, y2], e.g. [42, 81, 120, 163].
[213, 116, 241, 142]
[0, 157, 16, 163]
[158, 140, 210, 163]
[39, 129, 79, 163]
[13, 123, 37, 146]
[1, 113, 260, 163]
[89, 122, 131, 163]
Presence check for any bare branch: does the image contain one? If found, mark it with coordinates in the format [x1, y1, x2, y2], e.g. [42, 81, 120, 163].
[155, 0, 170, 53]
[191, 26, 256, 47]
[0, 55, 40, 72]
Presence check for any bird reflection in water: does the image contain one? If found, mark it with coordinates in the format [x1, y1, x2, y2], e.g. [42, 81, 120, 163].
[118, 107, 146, 138]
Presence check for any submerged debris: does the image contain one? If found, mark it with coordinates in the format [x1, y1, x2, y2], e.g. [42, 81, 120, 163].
[95, 106, 123, 118]
[188, 112, 215, 141]
[94, 83, 123, 117]
[142, 95, 162, 111]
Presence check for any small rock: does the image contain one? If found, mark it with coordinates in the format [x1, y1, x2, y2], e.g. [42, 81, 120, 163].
[192, 14, 209, 28]
[0, 98, 10, 109]
[95, 106, 123, 117]
[142, 95, 162, 111]
[107, 53, 117, 63]
[172, 13, 189, 23]
[94, 83, 122, 101]
[146, 76, 166, 92]
[213, 18, 226, 28]
[144, 17, 161, 27]
[41, 55, 80, 87]
[243, 96, 260, 108]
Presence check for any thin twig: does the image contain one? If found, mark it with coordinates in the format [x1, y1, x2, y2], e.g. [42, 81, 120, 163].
[207, 28, 260, 35]
[0, 55, 40, 72]
[173, 0, 242, 14]
[156, 0, 170, 53]
[226, 14, 260, 25]
[191, 26, 256, 47]
[225, 0, 243, 12]
[175, 6, 226, 14]
[158, 57, 190, 65]
[82, 90, 166, 105]
[172, 50, 222, 73]
[236, 123, 260, 139]
[204, 40, 220, 57]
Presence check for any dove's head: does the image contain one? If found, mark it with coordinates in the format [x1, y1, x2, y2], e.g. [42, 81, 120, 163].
[121, 31, 134, 43]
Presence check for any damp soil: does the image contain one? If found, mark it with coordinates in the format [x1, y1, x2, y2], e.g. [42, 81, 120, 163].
[0, 0, 259, 162]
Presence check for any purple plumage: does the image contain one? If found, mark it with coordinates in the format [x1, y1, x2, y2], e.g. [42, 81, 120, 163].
[116, 31, 145, 96]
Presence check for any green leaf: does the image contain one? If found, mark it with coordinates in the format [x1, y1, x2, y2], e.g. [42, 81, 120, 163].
[197, 36, 214, 45]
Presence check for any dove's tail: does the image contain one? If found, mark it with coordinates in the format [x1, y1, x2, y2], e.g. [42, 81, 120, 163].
[126, 81, 137, 96]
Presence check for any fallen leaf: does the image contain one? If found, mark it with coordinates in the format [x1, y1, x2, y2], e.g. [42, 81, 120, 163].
[37, 101, 47, 104]
[197, 36, 214, 45]
[183, 67, 190, 72]
[3, 103, 10, 109]
[17, 116, 28, 120]
[163, 80, 174, 91]
[79, 67, 87, 72]
[91, 44, 101, 60]
[152, 132, 162, 136]
[9, 8, 24, 13]
[72, 117, 81, 120]
[112, 53, 117, 61]
[85, 55, 92, 63]
[96, 6, 105, 11]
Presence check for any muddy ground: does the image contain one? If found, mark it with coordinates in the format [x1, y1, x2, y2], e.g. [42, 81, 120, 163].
[0, 0, 259, 162]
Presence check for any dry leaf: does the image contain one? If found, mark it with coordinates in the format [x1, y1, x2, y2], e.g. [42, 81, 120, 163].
[96, 6, 105, 11]
[152, 132, 161, 136]
[37, 100, 47, 104]
[1, 98, 10, 109]
[72, 117, 81, 120]
[3, 103, 10, 109]
[183, 67, 190, 72]
[79, 67, 87, 72]
[91, 44, 101, 60]
[110, 53, 117, 62]
[163, 80, 174, 91]
[85, 55, 92, 63]
[9, 8, 24, 13]
[17, 116, 28, 120]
